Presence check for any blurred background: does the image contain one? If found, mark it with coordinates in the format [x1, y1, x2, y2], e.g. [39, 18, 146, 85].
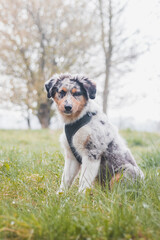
[0, 0, 160, 132]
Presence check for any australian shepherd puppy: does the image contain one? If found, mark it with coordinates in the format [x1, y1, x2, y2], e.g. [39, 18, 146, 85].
[45, 74, 144, 193]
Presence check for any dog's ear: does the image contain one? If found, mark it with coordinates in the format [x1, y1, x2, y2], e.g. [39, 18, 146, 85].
[45, 76, 58, 99]
[77, 76, 96, 99]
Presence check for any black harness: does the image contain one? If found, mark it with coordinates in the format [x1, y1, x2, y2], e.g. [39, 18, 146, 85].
[65, 112, 95, 164]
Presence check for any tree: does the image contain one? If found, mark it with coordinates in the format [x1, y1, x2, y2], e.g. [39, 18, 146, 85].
[97, 0, 147, 113]
[0, 0, 95, 128]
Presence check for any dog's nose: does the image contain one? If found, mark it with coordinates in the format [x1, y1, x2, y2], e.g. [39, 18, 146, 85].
[64, 104, 72, 112]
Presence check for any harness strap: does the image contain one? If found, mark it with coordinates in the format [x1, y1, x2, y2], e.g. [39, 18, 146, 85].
[65, 112, 95, 164]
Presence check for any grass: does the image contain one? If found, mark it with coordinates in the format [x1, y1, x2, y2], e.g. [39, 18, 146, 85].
[0, 129, 160, 240]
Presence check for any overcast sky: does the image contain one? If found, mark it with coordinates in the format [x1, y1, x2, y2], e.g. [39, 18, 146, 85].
[108, 0, 160, 123]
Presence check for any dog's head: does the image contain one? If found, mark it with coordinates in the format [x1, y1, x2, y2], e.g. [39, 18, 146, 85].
[45, 74, 96, 119]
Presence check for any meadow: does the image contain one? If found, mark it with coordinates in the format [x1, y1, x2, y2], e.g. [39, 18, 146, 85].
[0, 129, 160, 240]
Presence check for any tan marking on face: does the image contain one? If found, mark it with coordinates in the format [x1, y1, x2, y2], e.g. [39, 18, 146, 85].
[71, 88, 77, 94]
[54, 93, 68, 113]
[62, 87, 67, 92]
[54, 93, 87, 121]
[70, 95, 87, 119]
[110, 173, 122, 189]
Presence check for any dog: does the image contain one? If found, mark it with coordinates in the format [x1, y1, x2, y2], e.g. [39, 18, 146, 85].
[45, 74, 144, 193]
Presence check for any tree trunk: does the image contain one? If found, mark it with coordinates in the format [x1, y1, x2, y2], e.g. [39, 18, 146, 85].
[37, 101, 52, 128]
[27, 116, 31, 129]
[103, 69, 110, 113]
[26, 109, 31, 129]
[99, 0, 113, 114]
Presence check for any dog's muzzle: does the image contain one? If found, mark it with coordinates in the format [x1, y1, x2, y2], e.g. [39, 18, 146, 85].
[64, 103, 72, 114]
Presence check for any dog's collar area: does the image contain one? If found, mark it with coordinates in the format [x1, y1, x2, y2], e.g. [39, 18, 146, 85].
[65, 112, 96, 164]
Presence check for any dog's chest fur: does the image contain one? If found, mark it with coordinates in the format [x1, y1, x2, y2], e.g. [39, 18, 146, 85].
[62, 101, 132, 166]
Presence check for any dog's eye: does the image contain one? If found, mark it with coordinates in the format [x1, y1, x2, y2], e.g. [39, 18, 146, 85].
[73, 92, 82, 97]
[59, 90, 66, 98]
